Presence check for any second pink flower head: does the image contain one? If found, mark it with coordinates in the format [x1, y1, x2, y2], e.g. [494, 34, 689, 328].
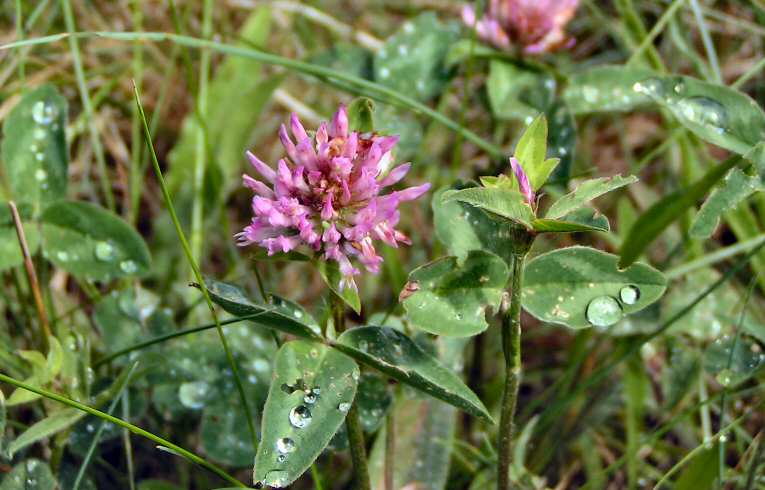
[462, 0, 579, 55]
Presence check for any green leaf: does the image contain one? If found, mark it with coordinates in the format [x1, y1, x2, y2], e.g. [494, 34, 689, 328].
[333, 326, 491, 421]
[1, 85, 68, 214]
[662, 345, 701, 411]
[0, 459, 56, 490]
[202, 279, 323, 340]
[316, 260, 361, 314]
[402, 250, 508, 337]
[443, 187, 535, 228]
[432, 185, 515, 266]
[487, 60, 555, 121]
[93, 291, 146, 353]
[673, 443, 720, 490]
[563, 65, 655, 114]
[8, 408, 85, 457]
[703, 335, 764, 388]
[565, 67, 765, 163]
[523, 247, 667, 329]
[200, 392, 256, 467]
[374, 13, 459, 102]
[355, 373, 393, 433]
[515, 115, 557, 191]
[545, 175, 638, 220]
[635, 75, 765, 159]
[0, 205, 40, 272]
[347, 97, 376, 133]
[253, 341, 359, 488]
[40, 201, 151, 281]
[619, 155, 741, 268]
[690, 167, 762, 238]
[532, 207, 610, 233]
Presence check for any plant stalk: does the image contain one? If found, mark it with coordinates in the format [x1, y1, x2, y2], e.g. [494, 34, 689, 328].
[332, 293, 371, 490]
[497, 252, 525, 490]
[8, 201, 50, 345]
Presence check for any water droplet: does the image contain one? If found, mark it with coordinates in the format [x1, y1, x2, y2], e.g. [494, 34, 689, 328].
[289, 405, 312, 428]
[276, 454, 286, 463]
[585, 296, 623, 327]
[293, 310, 303, 319]
[379, 67, 390, 79]
[264, 469, 290, 488]
[676, 96, 728, 134]
[673, 81, 685, 94]
[95, 241, 115, 261]
[309, 348, 318, 358]
[304, 391, 317, 404]
[716, 368, 733, 387]
[253, 359, 270, 373]
[34, 169, 47, 181]
[619, 285, 640, 305]
[582, 86, 598, 103]
[358, 340, 368, 352]
[32, 100, 58, 124]
[338, 402, 351, 413]
[120, 260, 138, 274]
[178, 381, 211, 409]
[35, 152, 44, 162]
[398, 44, 408, 56]
[56, 251, 70, 262]
[275, 437, 296, 454]
[33, 127, 46, 140]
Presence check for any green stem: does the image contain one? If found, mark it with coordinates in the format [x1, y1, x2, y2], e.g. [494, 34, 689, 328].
[332, 293, 371, 490]
[129, 0, 144, 224]
[346, 402, 371, 490]
[0, 372, 245, 487]
[497, 252, 525, 490]
[134, 84, 259, 452]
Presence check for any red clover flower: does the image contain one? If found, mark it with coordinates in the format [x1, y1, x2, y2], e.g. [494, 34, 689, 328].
[236, 105, 430, 291]
[462, 0, 579, 55]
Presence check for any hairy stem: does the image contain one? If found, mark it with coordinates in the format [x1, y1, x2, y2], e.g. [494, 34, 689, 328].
[332, 293, 371, 490]
[497, 252, 525, 490]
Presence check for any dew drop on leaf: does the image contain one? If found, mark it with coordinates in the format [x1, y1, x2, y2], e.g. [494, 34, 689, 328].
[338, 402, 351, 413]
[288, 405, 312, 428]
[585, 296, 623, 327]
[31, 100, 58, 125]
[619, 285, 640, 305]
[676, 96, 728, 134]
[275, 437, 296, 454]
[95, 241, 115, 261]
[120, 259, 138, 274]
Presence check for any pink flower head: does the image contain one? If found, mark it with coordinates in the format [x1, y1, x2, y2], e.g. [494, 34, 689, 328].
[510, 157, 534, 204]
[236, 105, 430, 291]
[462, 0, 579, 55]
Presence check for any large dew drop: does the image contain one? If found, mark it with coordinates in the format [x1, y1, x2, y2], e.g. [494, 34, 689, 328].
[619, 285, 640, 305]
[338, 402, 351, 414]
[585, 296, 623, 328]
[289, 405, 312, 429]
